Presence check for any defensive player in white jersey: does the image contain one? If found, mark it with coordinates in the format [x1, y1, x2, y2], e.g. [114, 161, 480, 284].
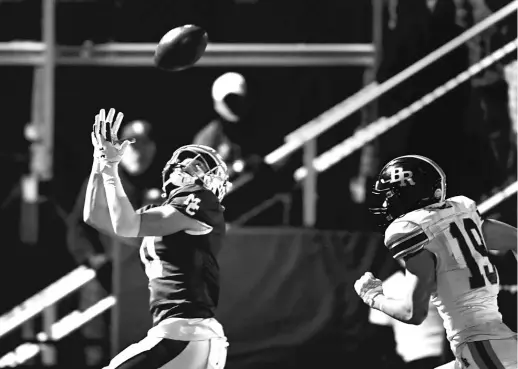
[354, 155, 517, 369]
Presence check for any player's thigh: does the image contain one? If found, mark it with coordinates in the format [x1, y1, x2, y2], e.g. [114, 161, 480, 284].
[166, 338, 228, 369]
[161, 340, 210, 369]
[103, 335, 190, 369]
[463, 337, 518, 369]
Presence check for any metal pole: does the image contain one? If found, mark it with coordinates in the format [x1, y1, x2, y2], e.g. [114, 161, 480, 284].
[20, 138, 39, 244]
[352, 0, 384, 204]
[41, 0, 56, 181]
[41, 306, 57, 366]
[111, 240, 122, 357]
[372, 0, 383, 75]
[302, 139, 317, 226]
[21, 0, 56, 245]
[20, 0, 57, 245]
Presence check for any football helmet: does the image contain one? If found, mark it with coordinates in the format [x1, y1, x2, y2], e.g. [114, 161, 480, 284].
[369, 155, 447, 229]
[162, 145, 231, 201]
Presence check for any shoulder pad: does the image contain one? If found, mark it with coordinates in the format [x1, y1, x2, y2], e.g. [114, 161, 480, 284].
[447, 195, 477, 212]
[398, 207, 436, 228]
[165, 185, 223, 227]
[385, 219, 429, 260]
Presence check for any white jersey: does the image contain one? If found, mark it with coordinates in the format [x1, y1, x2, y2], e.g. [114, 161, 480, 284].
[384, 196, 516, 353]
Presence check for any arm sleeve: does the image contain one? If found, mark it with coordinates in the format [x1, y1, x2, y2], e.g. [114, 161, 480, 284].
[66, 179, 106, 265]
[385, 220, 430, 260]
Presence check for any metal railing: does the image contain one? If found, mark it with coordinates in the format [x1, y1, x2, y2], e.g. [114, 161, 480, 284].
[1, 178, 515, 366]
[265, 1, 517, 164]
[0, 41, 375, 67]
[478, 181, 518, 215]
[229, 1, 518, 226]
[0, 266, 105, 366]
[0, 295, 115, 367]
[0, 2, 515, 364]
[0, 266, 96, 339]
[0, 1, 379, 364]
[293, 39, 518, 181]
[0, 0, 378, 239]
[233, 36, 517, 226]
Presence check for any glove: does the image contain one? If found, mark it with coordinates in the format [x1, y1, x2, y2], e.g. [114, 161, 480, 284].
[354, 271, 384, 307]
[91, 108, 134, 165]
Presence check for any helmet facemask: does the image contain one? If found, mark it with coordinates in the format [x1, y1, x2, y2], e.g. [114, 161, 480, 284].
[162, 145, 231, 201]
[369, 184, 406, 230]
[368, 155, 447, 231]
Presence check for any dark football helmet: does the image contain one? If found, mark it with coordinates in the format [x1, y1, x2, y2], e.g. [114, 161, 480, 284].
[162, 145, 230, 201]
[369, 155, 447, 229]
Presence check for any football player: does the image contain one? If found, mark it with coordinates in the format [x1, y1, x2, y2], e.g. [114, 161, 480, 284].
[354, 155, 517, 369]
[84, 108, 230, 369]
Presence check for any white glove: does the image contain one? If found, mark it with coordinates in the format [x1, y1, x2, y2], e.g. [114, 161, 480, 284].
[354, 271, 384, 307]
[91, 108, 133, 166]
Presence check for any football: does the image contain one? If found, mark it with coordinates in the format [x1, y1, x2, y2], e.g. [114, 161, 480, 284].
[154, 25, 208, 72]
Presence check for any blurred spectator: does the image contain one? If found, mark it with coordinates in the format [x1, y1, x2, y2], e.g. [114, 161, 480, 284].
[193, 72, 262, 180]
[369, 270, 448, 369]
[353, 0, 515, 206]
[459, 0, 517, 179]
[193, 72, 292, 225]
[66, 119, 160, 366]
[352, 0, 467, 204]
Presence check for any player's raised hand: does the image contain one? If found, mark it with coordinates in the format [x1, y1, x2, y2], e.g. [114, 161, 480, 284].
[91, 108, 133, 164]
[354, 272, 384, 307]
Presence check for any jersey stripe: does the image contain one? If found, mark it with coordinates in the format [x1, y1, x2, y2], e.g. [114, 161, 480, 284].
[467, 341, 505, 369]
[388, 230, 428, 259]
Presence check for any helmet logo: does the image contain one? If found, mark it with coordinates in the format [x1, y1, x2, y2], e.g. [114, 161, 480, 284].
[389, 167, 415, 187]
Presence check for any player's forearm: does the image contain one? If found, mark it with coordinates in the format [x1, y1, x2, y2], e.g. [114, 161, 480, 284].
[371, 294, 426, 325]
[83, 159, 112, 230]
[101, 163, 141, 237]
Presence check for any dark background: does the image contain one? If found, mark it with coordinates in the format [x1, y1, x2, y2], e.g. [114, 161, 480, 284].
[0, 0, 516, 368]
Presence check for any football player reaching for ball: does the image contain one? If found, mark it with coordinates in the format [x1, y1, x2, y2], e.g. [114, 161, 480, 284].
[84, 108, 230, 369]
[354, 155, 517, 369]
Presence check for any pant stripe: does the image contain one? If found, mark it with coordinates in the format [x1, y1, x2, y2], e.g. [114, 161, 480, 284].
[467, 341, 505, 369]
[481, 341, 507, 369]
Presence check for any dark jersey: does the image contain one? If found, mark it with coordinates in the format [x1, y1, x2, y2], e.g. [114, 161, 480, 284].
[137, 184, 225, 325]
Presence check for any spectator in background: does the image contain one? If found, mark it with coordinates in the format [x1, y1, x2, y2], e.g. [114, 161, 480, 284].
[354, 0, 516, 206]
[193, 72, 292, 225]
[193, 72, 262, 181]
[458, 0, 517, 179]
[352, 0, 465, 205]
[369, 269, 448, 369]
[66, 119, 160, 366]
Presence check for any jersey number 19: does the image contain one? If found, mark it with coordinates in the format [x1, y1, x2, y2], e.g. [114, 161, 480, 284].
[449, 218, 498, 290]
